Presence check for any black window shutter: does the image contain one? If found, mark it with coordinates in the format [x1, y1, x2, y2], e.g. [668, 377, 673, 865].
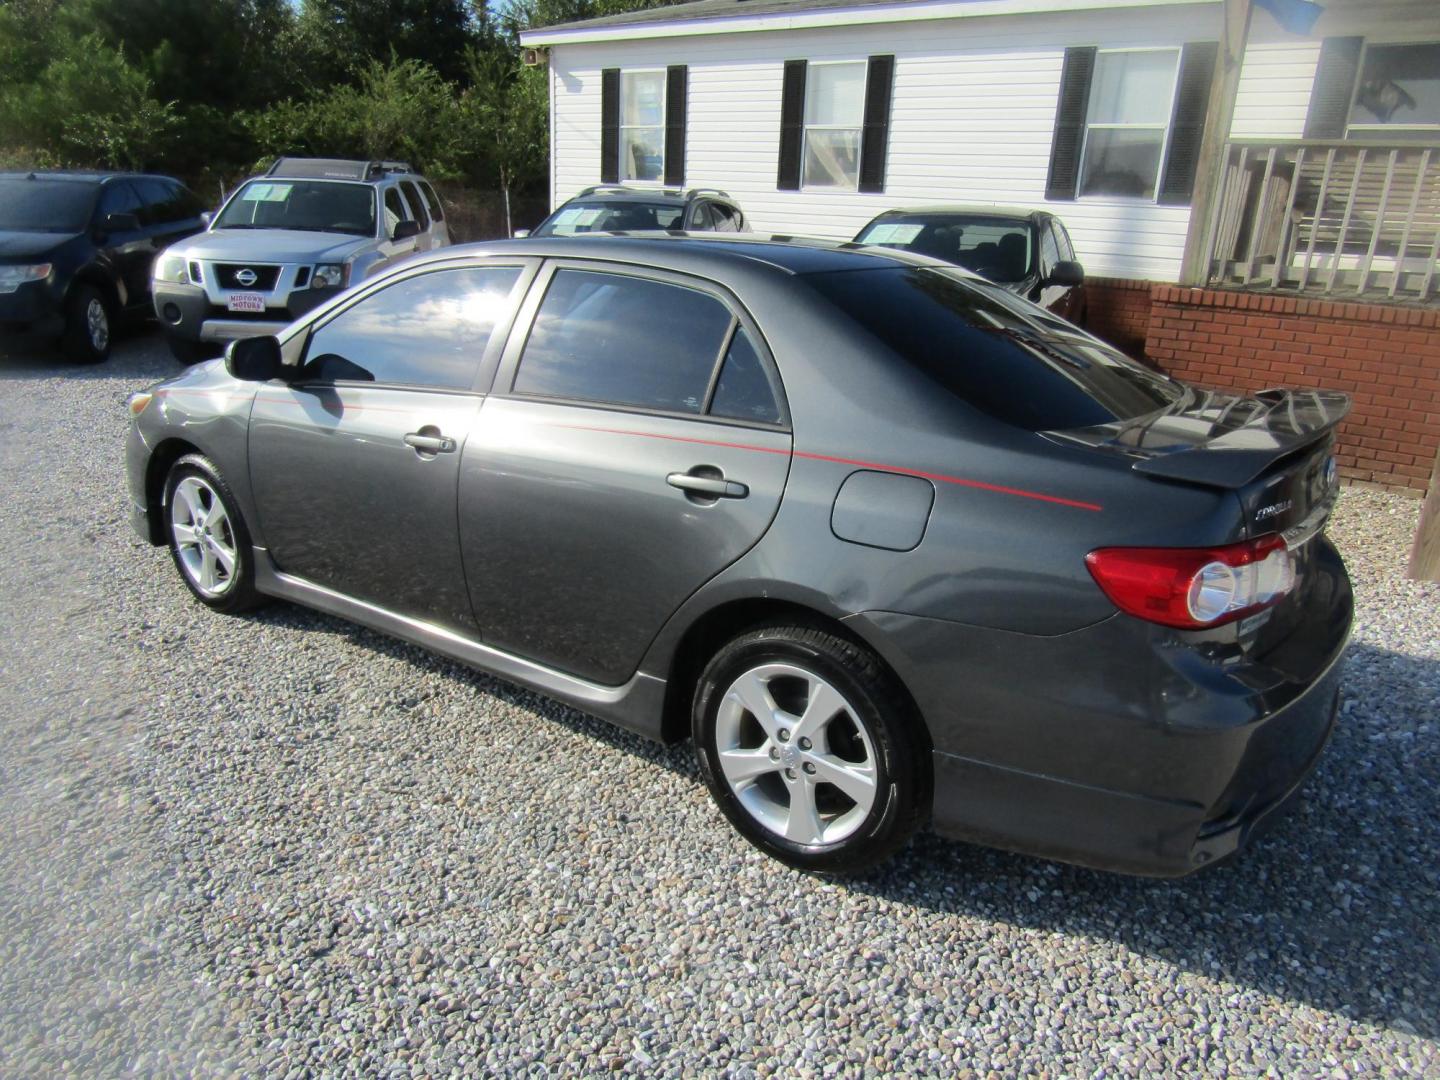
[664, 65, 687, 187]
[1157, 40, 1218, 206]
[777, 59, 807, 191]
[600, 68, 620, 184]
[1046, 47, 1096, 201]
[1303, 36, 1363, 139]
[859, 54, 895, 194]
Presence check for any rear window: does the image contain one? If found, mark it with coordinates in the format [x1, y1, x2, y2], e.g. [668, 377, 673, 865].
[855, 216, 1034, 283]
[0, 179, 97, 232]
[805, 267, 1182, 431]
[533, 200, 684, 236]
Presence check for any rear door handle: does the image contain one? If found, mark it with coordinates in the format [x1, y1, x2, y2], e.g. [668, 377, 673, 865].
[667, 471, 748, 499]
[404, 431, 457, 454]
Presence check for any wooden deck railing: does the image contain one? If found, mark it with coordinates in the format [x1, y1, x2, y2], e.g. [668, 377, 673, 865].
[1202, 139, 1439, 303]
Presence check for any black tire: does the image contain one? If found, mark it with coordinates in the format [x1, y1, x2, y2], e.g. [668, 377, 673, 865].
[166, 334, 221, 366]
[163, 453, 265, 614]
[60, 284, 113, 363]
[692, 624, 930, 874]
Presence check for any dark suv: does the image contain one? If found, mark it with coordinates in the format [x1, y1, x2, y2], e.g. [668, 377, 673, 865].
[0, 171, 207, 362]
[522, 186, 748, 237]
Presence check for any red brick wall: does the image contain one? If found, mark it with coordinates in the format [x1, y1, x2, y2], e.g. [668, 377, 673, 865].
[1085, 277, 1154, 360]
[1143, 288, 1440, 494]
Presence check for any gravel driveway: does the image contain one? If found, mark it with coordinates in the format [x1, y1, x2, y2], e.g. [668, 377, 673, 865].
[0, 330, 1436, 1076]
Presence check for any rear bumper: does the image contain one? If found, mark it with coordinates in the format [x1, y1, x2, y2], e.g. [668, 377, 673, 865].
[928, 657, 1341, 876]
[846, 534, 1353, 877]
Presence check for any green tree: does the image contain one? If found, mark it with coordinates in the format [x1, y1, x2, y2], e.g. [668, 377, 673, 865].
[293, 0, 483, 86]
[460, 47, 549, 230]
[0, 31, 176, 169]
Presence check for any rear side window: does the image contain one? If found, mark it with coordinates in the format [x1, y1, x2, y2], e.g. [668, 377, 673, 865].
[514, 269, 733, 414]
[400, 181, 429, 229]
[419, 181, 444, 221]
[302, 266, 522, 389]
[710, 328, 780, 424]
[805, 267, 1182, 431]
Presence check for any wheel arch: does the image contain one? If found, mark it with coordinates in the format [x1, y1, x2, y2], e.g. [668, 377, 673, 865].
[142, 437, 203, 544]
[655, 595, 928, 749]
[66, 265, 124, 312]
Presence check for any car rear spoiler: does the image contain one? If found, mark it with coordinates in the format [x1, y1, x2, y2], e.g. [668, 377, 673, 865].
[1049, 388, 1352, 490]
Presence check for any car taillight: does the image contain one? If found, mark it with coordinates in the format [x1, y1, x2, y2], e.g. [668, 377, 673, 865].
[1085, 536, 1296, 630]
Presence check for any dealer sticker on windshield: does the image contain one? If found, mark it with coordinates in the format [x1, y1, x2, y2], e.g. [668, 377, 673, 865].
[227, 293, 266, 313]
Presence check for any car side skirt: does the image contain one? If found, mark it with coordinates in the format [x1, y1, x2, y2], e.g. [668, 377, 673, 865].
[252, 548, 670, 741]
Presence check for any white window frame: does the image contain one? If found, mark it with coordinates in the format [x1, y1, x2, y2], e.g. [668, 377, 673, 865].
[1076, 46, 1182, 204]
[801, 59, 867, 192]
[619, 68, 667, 186]
[1344, 40, 1440, 140]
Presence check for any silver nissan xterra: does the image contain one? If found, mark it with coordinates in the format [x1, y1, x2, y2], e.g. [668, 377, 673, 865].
[152, 157, 450, 364]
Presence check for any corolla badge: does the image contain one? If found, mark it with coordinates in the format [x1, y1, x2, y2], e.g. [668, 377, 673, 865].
[1255, 499, 1293, 521]
[234, 268, 258, 287]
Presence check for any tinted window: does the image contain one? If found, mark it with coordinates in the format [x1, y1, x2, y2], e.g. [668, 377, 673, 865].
[514, 269, 733, 414]
[400, 181, 429, 229]
[1039, 224, 1061, 278]
[97, 181, 144, 221]
[383, 187, 408, 236]
[419, 181, 444, 221]
[214, 180, 376, 237]
[710, 327, 780, 424]
[711, 203, 740, 233]
[0, 179, 97, 231]
[532, 200, 685, 236]
[135, 178, 201, 225]
[689, 202, 714, 230]
[302, 266, 522, 389]
[856, 215, 1034, 283]
[1052, 220, 1076, 262]
[805, 267, 1183, 431]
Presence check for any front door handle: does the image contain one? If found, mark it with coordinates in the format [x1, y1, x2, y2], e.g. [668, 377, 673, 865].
[667, 470, 748, 500]
[404, 430, 457, 454]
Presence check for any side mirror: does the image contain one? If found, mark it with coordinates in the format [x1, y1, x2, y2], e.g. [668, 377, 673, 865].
[511, 228, 531, 239]
[225, 335, 286, 382]
[392, 219, 421, 241]
[104, 212, 141, 232]
[200, 210, 212, 226]
[1047, 260, 1085, 287]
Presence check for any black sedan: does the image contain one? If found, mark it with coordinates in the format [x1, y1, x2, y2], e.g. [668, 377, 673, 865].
[854, 205, 1087, 326]
[125, 235, 1351, 876]
[0, 171, 208, 362]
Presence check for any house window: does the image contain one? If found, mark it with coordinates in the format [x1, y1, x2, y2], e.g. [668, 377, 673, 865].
[803, 61, 866, 190]
[621, 70, 665, 182]
[1077, 49, 1180, 200]
[1346, 43, 1440, 140]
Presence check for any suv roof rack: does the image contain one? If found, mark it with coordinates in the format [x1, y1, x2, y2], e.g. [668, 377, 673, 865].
[685, 187, 730, 200]
[265, 157, 414, 181]
[575, 184, 644, 198]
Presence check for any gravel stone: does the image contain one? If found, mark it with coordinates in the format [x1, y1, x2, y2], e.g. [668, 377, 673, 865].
[0, 331, 1436, 1076]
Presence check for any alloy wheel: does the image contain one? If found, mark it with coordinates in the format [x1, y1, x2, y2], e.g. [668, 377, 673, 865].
[714, 662, 878, 845]
[170, 476, 238, 597]
[85, 297, 109, 352]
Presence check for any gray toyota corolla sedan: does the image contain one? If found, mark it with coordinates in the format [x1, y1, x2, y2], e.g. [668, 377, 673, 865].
[125, 235, 1353, 877]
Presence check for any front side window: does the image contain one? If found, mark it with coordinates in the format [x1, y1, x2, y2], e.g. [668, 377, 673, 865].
[1347, 43, 1440, 139]
[621, 71, 666, 182]
[804, 61, 866, 189]
[301, 266, 522, 389]
[383, 187, 409, 237]
[1078, 49, 1180, 200]
[214, 180, 377, 238]
[96, 181, 143, 222]
[514, 269, 733, 414]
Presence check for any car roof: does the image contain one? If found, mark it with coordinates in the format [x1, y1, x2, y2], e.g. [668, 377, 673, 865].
[560, 186, 734, 206]
[409, 232, 968, 277]
[866, 204, 1045, 222]
[0, 170, 170, 184]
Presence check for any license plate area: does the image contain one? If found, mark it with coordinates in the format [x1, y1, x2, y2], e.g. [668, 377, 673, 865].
[227, 293, 266, 313]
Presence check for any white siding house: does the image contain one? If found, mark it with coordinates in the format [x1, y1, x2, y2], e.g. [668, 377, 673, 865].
[522, 0, 1440, 285]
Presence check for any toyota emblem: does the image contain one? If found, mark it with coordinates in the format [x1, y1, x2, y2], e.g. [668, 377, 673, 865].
[234, 268, 258, 287]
